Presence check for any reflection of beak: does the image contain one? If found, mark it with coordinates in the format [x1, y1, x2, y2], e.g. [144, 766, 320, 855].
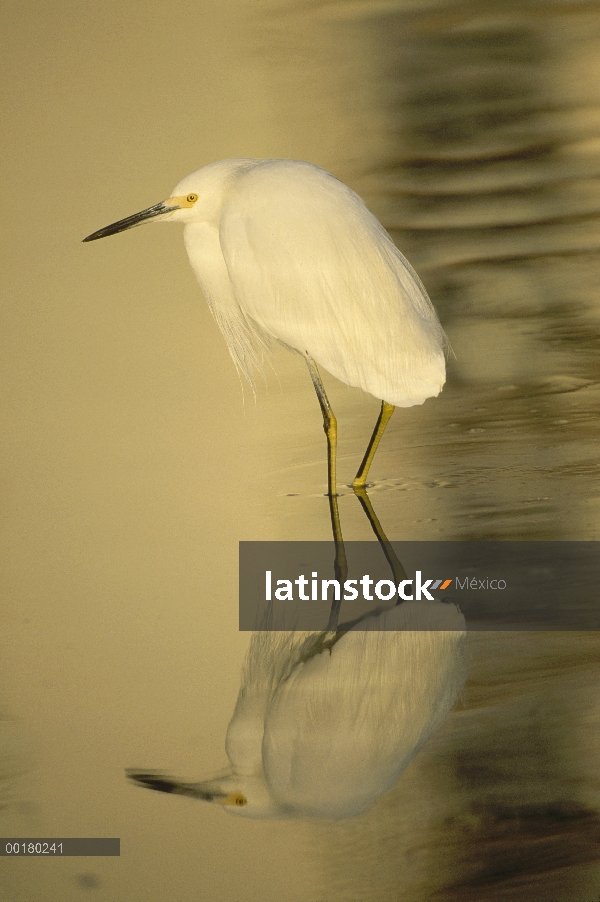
[82, 200, 179, 242]
[126, 770, 227, 801]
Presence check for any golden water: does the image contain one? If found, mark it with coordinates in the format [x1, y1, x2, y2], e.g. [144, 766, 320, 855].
[2, 1, 600, 899]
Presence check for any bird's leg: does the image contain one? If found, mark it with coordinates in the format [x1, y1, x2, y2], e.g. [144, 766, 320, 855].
[305, 355, 347, 630]
[353, 485, 407, 589]
[353, 401, 395, 488]
[305, 355, 338, 498]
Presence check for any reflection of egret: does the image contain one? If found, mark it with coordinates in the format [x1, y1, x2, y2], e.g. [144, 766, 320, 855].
[128, 599, 466, 819]
[83, 159, 447, 496]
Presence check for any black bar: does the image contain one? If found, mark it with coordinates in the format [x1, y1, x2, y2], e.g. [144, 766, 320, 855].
[0, 839, 120, 856]
[239, 541, 600, 630]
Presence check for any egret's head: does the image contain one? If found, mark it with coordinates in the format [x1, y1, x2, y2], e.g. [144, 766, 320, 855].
[83, 162, 258, 241]
[82, 190, 200, 242]
[126, 770, 290, 819]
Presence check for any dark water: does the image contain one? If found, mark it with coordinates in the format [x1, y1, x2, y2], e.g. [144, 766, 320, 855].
[291, 4, 600, 900]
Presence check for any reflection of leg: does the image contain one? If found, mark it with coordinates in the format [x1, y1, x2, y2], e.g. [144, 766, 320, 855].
[305, 355, 338, 498]
[304, 356, 346, 630]
[300, 544, 350, 652]
[327, 490, 348, 631]
[353, 485, 407, 589]
[353, 401, 395, 488]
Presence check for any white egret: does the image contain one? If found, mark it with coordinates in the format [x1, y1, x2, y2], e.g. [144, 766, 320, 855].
[83, 160, 447, 496]
[127, 600, 466, 820]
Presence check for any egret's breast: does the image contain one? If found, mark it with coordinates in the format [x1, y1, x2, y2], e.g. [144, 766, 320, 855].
[184, 222, 233, 306]
[183, 221, 268, 382]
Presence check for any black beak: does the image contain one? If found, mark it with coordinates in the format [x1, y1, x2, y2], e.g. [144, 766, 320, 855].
[125, 770, 227, 801]
[82, 201, 178, 242]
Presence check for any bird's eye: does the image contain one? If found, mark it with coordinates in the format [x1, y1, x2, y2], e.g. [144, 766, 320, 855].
[234, 794, 247, 806]
[187, 194, 197, 203]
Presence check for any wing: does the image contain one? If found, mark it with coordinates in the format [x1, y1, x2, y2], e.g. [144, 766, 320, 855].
[262, 601, 466, 819]
[220, 160, 446, 407]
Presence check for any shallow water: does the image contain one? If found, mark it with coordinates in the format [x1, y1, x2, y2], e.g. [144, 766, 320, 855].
[2, 1, 600, 900]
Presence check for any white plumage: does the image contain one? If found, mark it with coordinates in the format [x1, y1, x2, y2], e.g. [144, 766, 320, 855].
[86, 161, 462, 818]
[179, 160, 446, 405]
[84, 159, 448, 492]
[128, 600, 466, 820]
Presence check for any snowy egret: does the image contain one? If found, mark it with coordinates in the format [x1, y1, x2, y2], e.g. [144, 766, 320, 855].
[127, 599, 466, 819]
[83, 160, 447, 496]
